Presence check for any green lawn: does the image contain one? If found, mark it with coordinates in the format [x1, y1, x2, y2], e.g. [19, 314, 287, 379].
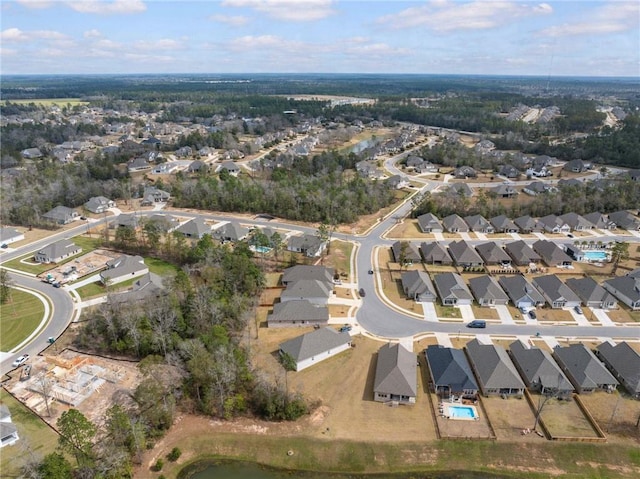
[146, 257, 180, 276]
[75, 281, 107, 300]
[2, 235, 104, 275]
[0, 389, 60, 477]
[435, 303, 462, 319]
[0, 288, 46, 351]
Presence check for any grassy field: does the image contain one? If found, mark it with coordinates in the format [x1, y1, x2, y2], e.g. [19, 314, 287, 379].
[0, 288, 46, 351]
[0, 389, 60, 477]
[1, 98, 88, 107]
[146, 257, 180, 276]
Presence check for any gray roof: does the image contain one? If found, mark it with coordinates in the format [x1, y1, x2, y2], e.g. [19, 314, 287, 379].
[559, 212, 594, 230]
[419, 242, 452, 264]
[538, 214, 566, 231]
[509, 340, 573, 392]
[490, 215, 518, 232]
[0, 227, 22, 242]
[468, 275, 509, 303]
[84, 196, 113, 212]
[504, 240, 541, 265]
[553, 344, 619, 390]
[213, 221, 249, 241]
[448, 240, 484, 265]
[176, 218, 211, 238]
[608, 210, 640, 230]
[513, 215, 542, 232]
[391, 241, 421, 263]
[445, 183, 473, 197]
[532, 240, 573, 265]
[101, 255, 147, 281]
[603, 276, 640, 302]
[146, 214, 179, 232]
[498, 275, 545, 306]
[583, 212, 614, 229]
[280, 327, 351, 363]
[401, 270, 437, 301]
[0, 404, 10, 420]
[475, 242, 511, 264]
[596, 342, 640, 395]
[433, 272, 473, 301]
[374, 343, 417, 398]
[465, 339, 525, 391]
[532, 275, 581, 304]
[565, 277, 617, 306]
[0, 421, 18, 441]
[425, 345, 478, 392]
[463, 214, 493, 232]
[417, 213, 443, 232]
[442, 214, 469, 232]
[117, 213, 139, 228]
[268, 300, 329, 324]
[287, 234, 325, 255]
[281, 279, 332, 301]
[282, 265, 334, 285]
[42, 205, 77, 222]
[36, 239, 80, 260]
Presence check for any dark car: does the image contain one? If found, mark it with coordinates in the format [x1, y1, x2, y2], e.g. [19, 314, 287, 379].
[528, 310, 537, 320]
[339, 325, 352, 333]
[359, 288, 366, 297]
[368, 270, 374, 275]
[574, 305, 583, 315]
[466, 320, 486, 329]
[1, 244, 8, 249]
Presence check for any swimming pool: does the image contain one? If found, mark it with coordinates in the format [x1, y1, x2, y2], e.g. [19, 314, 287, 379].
[442, 404, 479, 420]
[251, 245, 272, 253]
[583, 250, 608, 262]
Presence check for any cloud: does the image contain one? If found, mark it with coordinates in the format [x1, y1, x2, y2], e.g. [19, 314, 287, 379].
[539, 1, 639, 37]
[377, 0, 552, 32]
[66, 0, 146, 15]
[83, 29, 102, 39]
[134, 39, 186, 51]
[1, 28, 68, 42]
[222, 0, 336, 21]
[1, 28, 29, 42]
[209, 14, 250, 26]
[16, 0, 53, 8]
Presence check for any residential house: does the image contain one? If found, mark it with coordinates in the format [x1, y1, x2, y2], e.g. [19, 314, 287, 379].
[433, 273, 473, 306]
[127, 156, 152, 172]
[0, 227, 24, 245]
[445, 183, 473, 198]
[0, 404, 19, 448]
[84, 196, 115, 214]
[464, 215, 495, 234]
[405, 155, 425, 169]
[490, 215, 519, 233]
[563, 159, 588, 173]
[175, 146, 193, 158]
[513, 215, 543, 233]
[608, 210, 640, 231]
[595, 342, 640, 399]
[217, 160, 241, 176]
[441, 214, 469, 233]
[564, 244, 585, 262]
[287, 234, 327, 257]
[453, 166, 477, 179]
[553, 344, 618, 394]
[419, 242, 453, 265]
[558, 213, 594, 231]
[21, 147, 43, 159]
[523, 181, 552, 196]
[468, 275, 509, 306]
[391, 241, 421, 265]
[386, 174, 410, 189]
[401, 270, 437, 302]
[281, 279, 333, 306]
[602, 276, 640, 310]
[448, 240, 484, 267]
[213, 221, 249, 243]
[565, 277, 618, 309]
[355, 161, 384, 179]
[279, 327, 352, 372]
[475, 242, 511, 267]
[34, 239, 81, 264]
[424, 345, 478, 398]
[508, 341, 573, 397]
[373, 343, 417, 405]
[498, 275, 545, 310]
[109, 273, 166, 305]
[42, 206, 79, 225]
[267, 300, 329, 328]
[558, 178, 583, 189]
[187, 160, 208, 173]
[100, 255, 148, 285]
[145, 214, 180, 233]
[583, 212, 616, 230]
[532, 274, 581, 309]
[538, 215, 571, 234]
[492, 184, 518, 198]
[465, 339, 525, 397]
[281, 265, 335, 286]
[624, 169, 640, 182]
[532, 240, 573, 268]
[141, 186, 170, 205]
[116, 213, 140, 229]
[417, 213, 443, 233]
[415, 161, 438, 174]
[504, 240, 541, 266]
[176, 217, 211, 239]
[498, 165, 520, 179]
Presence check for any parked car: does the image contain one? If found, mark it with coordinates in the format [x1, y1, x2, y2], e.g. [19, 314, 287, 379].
[359, 288, 366, 297]
[368, 269, 374, 275]
[574, 305, 583, 315]
[528, 310, 537, 320]
[339, 325, 352, 333]
[466, 320, 486, 329]
[1, 244, 8, 249]
[12, 354, 29, 367]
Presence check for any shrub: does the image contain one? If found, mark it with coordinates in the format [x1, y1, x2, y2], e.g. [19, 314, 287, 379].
[167, 447, 182, 462]
[152, 459, 164, 471]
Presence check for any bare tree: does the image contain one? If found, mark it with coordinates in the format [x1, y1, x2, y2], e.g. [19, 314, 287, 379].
[33, 373, 55, 418]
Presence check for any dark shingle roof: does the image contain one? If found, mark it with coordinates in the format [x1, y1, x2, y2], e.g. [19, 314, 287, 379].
[374, 343, 417, 398]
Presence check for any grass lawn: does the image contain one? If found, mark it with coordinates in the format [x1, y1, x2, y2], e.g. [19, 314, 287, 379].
[2, 235, 104, 275]
[74, 281, 106, 300]
[0, 288, 46, 351]
[435, 303, 462, 319]
[323, 240, 354, 278]
[146, 257, 180, 276]
[0, 389, 60, 477]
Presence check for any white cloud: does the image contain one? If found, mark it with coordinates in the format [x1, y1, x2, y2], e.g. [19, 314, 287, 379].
[539, 1, 639, 37]
[134, 39, 186, 51]
[83, 29, 102, 39]
[1, 28, 29, 42]
[123, 52, 174, 63]
[209, 14, 250, 26]
[1, 28, 69, 42]
[92, 38, 123, 49]
[66, 0, 146, 15]
[222, 0, 336, 21]
[16, 0, 52, 8]
[378, 0, 553, 32]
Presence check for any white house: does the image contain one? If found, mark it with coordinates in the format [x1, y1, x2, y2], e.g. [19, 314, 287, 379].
[0, 227, 25, 246]
[279, 327, 352, 371]
[0, 404, 19, 448]
[100, 255, 149, 285]
[34, 239, 81, 264]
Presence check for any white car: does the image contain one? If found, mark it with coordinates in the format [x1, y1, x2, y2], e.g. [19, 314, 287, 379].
[12, 354, 29, 367]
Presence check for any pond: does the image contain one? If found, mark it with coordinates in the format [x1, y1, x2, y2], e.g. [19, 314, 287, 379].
[347, 138, 379, 154]
[180, 459, 507, 479]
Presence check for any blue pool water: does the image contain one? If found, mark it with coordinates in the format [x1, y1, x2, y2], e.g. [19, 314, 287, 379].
[253, 246, 272, 253]
[584, 251, 608, 261]
[449, 406, 477, 419]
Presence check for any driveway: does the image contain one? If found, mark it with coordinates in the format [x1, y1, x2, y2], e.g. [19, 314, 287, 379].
[457, 304, 475, 322]
[494, 305, 515, 325]
[591, 308, 616, 327]
[567, 308, 591, 326]
[422, 302, 438, 322]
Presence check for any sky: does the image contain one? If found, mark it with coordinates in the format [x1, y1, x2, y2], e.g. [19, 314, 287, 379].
[1, 0, 639, 77]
